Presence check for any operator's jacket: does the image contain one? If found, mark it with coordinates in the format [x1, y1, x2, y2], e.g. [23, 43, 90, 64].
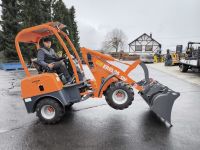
[37, 47, 63, 69]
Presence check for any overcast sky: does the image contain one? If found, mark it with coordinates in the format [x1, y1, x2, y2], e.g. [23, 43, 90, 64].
[64, 0, 200, 51]
[0, 0, 199, 51]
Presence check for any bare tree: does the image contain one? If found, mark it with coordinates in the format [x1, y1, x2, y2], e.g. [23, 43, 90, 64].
[102, 29, 127, 52]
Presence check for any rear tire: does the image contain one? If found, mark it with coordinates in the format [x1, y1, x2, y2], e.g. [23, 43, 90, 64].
[105, 82, 134, 110]
[36, 98, 64, 124]
[65, 103, 74, 109]
[179, 64, 188, 72]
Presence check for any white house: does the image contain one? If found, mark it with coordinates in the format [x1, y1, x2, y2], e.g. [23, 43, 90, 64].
[128, 33, 161, 55]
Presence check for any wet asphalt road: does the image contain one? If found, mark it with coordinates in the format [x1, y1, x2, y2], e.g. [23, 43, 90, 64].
[0, 65, 200, 150]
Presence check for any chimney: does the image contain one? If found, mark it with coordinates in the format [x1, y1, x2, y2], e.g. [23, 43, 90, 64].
[150, 33, 152, 38]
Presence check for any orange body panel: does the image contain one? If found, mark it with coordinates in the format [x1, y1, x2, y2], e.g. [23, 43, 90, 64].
[21, 73, 63, 99]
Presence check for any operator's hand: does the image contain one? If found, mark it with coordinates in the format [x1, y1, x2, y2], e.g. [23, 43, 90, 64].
[48, 63, 54, 69]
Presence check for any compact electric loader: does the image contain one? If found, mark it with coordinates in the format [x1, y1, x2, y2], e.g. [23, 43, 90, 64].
[15, 22, 180, 126]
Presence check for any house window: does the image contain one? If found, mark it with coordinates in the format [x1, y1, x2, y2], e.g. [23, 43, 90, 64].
[145, 45, 153, 51]
[135, 45, 142, 51]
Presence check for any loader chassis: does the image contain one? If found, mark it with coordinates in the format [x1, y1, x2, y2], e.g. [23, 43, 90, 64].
[15, 22, 180, 125]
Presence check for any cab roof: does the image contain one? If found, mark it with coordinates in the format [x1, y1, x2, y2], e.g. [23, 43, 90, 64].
[15, 22, 66, 43]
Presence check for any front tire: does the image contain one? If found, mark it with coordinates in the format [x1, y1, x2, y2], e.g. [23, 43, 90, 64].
[36, 98, 64, 124]
[105, 82, 134, 110]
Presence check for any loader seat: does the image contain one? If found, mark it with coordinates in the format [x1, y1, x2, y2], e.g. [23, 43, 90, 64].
[32, 58, 84, 83]
[31, 59, 50, 74]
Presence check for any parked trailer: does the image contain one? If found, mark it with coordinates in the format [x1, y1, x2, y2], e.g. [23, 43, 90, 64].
[179, 42, 200, 72]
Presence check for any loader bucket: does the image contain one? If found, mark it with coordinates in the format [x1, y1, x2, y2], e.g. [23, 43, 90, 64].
[138, 79, 180, 126]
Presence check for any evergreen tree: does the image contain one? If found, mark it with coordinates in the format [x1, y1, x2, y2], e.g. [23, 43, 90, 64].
[52, 0, 67, 23]
[0, 0, 21, 59]
[18, 0, 47, 28]
[52, 1, 80, 56]
[0, 31, 3, 51]
[69, 6, 80, 56]
[40, 0, 53, 22]
[52, 0, 71, 52]
[18, 0, 52, 62]
[0, 0, 81, 60]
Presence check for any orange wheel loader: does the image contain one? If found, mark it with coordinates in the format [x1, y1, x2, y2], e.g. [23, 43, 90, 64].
[15, 22, 180, 126]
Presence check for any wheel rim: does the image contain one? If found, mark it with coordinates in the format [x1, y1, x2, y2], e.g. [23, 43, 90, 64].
[112, 89, 128, 105]
[41, 105, 56, 120]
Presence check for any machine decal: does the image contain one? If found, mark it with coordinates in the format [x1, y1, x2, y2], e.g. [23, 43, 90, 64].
[102, 64, 127, 81]
[95, 60, 128, 81]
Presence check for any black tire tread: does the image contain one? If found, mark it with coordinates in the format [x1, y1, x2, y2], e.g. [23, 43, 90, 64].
[105, 81, 134, 110]
[180, 64, 188, 72]
[65, 103, 74, 109]
[36, 98, 64, 124]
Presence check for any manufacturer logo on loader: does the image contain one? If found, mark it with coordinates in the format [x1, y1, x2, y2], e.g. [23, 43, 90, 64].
[95, 60, 127, 81]
[103, 64, 127, 81]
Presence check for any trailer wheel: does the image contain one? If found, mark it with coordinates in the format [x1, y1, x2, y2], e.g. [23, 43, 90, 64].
[105, 82, 134, 110]
[36, 98, 64, 124]
[179, 64, 188, 72]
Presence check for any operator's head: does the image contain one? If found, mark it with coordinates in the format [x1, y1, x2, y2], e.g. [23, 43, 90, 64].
[43, 37, 52, 49]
